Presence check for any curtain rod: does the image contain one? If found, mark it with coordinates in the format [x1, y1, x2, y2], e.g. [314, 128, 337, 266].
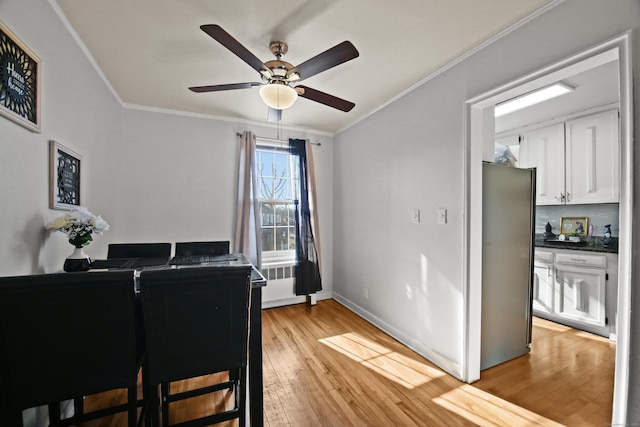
[235, 133, 321, 146]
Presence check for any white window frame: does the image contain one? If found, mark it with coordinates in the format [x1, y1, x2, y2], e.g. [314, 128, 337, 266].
[256, 138, 298, 266]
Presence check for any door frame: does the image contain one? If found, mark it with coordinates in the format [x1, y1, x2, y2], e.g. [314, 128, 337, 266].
[462, 32, 633, 424]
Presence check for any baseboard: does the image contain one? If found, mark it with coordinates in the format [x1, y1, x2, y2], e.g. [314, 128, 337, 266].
[331, 292, 463, 381]
[261, 290, 332, 309]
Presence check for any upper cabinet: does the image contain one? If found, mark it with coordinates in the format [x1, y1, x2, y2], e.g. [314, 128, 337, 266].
[520, 123, 565, 205]
[519, 109, 619, 205]
[565, 110, 619, 204]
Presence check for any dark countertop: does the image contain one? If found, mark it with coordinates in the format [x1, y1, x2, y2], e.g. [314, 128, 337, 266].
[535, 234, 618, 254]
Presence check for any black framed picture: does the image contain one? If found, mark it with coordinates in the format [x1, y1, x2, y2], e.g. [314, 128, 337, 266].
[0, 20, 41, 133]
[49, 140, 82, 210]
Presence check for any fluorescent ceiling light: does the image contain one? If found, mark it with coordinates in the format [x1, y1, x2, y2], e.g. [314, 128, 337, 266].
[495, 83, 574, 117]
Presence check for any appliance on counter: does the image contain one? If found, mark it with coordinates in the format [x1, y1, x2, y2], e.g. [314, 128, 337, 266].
[481, 162, 536, 370]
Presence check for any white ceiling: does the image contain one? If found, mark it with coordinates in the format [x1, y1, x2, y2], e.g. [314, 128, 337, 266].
[54, 0, 552, 134]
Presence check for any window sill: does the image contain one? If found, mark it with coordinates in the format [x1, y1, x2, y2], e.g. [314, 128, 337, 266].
[262, 258, 296, 268]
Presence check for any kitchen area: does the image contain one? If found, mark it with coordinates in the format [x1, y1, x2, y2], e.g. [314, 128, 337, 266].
[493, 57, 620, 341]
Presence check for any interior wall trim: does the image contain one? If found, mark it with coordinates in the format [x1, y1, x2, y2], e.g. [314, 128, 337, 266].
[464, 32, 634, 424]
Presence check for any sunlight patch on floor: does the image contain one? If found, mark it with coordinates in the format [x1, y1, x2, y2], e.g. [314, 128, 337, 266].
[319, 332, 444, 389]
[573, 330, 613, 343]
[532, 317, 573, 333]
[433, 384, 566, 427]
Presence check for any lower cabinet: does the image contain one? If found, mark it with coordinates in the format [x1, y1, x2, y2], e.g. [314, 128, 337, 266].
[555, 263, 606, 328]
[532, 248, 617, 338]
[532, 251, 554, 315]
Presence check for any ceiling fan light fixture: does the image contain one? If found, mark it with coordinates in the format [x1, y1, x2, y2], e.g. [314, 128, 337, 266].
[259, 83, 298, 110]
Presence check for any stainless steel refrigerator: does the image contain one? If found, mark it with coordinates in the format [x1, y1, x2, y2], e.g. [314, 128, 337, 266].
[481, 162, 536, 370]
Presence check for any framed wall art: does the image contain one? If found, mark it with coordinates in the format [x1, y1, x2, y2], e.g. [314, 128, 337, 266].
[49, 141, 82, 210]
[0, 20, 41, 133]
[560, 216, 589, 236]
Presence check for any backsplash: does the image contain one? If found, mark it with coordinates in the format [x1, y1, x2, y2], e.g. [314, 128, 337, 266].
[535, 204, 619, 236]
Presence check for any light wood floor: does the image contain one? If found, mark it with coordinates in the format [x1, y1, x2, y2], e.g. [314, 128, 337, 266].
[80, 299, 615, 426]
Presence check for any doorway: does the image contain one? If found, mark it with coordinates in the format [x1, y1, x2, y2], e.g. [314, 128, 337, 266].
[463, 34, 633, 424]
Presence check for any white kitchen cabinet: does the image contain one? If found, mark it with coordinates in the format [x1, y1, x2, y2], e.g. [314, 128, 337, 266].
[519, 110, 619, 205]
[520, 123, 565, 205]
[532, 250, 554, 314]
[532, 248, 617, 338]
[565, 109, 619, 204]
[555, 261, 606, 328]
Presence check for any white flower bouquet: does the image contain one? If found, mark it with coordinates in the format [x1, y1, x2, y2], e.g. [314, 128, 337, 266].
[46, 207, 109, 248]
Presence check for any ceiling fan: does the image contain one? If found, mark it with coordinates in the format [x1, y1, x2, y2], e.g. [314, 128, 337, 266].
[189, 25, 359, 114]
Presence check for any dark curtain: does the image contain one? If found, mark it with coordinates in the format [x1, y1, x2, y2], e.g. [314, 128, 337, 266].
[289, 139, 322, 295]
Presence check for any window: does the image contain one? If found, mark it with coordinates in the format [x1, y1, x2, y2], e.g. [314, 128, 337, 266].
[256, 142, 299, 263]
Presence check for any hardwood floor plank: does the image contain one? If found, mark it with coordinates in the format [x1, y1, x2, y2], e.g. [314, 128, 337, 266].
[81, 299, 614, 426]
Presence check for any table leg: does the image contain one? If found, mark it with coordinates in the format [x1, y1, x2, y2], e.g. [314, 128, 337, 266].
[249, 286, 263, 427]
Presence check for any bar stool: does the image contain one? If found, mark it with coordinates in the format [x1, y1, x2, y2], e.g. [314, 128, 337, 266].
[174, 240, 230, 256]
[139, 265, 251, 426]
[0, 270, 145, 426]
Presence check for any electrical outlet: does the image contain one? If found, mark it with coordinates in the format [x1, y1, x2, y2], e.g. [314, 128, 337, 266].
[363, 288, 369, 300]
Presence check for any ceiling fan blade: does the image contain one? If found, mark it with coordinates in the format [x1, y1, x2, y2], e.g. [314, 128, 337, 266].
[200, 25, 271, 76]
[189, 82, 261, 93]
[292, 41, 359, 80]
[296, 85, 355, 112]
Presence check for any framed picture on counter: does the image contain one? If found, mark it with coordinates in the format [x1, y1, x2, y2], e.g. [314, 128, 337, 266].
[49, 141, 82, 210]
[0, 21, 41, 133]
[560, 216, 588, 236]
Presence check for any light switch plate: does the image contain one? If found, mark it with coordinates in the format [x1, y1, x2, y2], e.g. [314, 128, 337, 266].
[438, 208, 447, 224]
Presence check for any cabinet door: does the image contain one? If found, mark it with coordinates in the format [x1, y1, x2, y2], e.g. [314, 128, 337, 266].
[554, 264, 606, 327]
[565, 110, 619, 204]
[532, 264, 554, 314]
[520, 123, 565, 205]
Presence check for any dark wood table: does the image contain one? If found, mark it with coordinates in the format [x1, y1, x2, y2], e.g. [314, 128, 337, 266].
[89, 253, 267, 426]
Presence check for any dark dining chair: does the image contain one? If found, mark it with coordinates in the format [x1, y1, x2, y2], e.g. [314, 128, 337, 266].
[139, 265, 251, 427]
[107, 242, 172, 260]
[0, 270, 145, 427]
[174, 240, 230, 256]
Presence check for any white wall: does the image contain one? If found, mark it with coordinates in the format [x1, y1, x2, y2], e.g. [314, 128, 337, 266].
[332, 1, 640, 421]
[333, 77, 467, 376]
[0, 0, 334, 303]
[0, 0, 124, 277]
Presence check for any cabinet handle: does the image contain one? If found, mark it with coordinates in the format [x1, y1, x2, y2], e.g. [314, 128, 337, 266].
[566, 192, 571, 202]
[555, 193, 565, 202]
[547, 266, 552, 278]
[569, 258, 587, 262]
